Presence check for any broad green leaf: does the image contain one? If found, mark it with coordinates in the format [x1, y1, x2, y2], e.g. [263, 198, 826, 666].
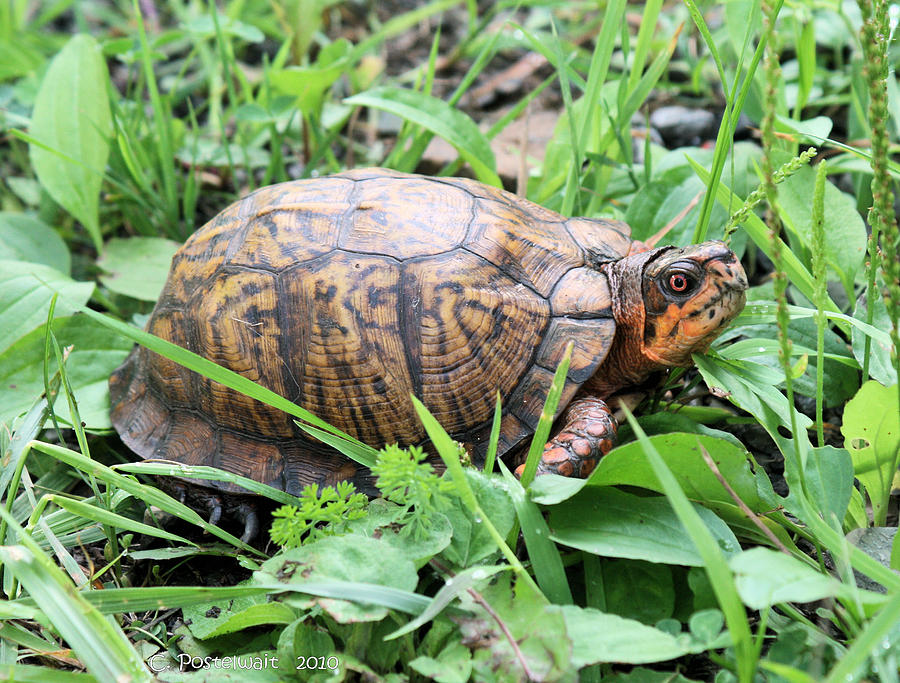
[0, 315, 130, 429]
[458, 575, 571, 680]
[720, 316, 860, 408]
[29, 34, 112, 252]
[852, 293, 897, 386]
[549, 487, 740, 566]
[0, 212, 70, 273]
[694, 353, 813, 436]
[277, 620, 336, 682]
[410, 642, 472, 683]
[730, 547, 845, 609]
[98, 237, 179, 301]
[601, 559, 675, 625]
[803, 445, 853, 525]
[775, 115, 833, 145]
[439, 469, 516, 568]
[255, 535, 419, 623]
[559, 605, 691, 666]
[182, 591, 296, 639]
[183, 14, 265, 42]
[345, 86, 501, 187]
[587, 433, 763, 511]
[776, 164, 866, 295]
[841, 381, 900, 526]
[724, 0, 761, 60]
[270, 62, 346, 117]
[344, 498, 452, 566]
[0, 260, 93, 355]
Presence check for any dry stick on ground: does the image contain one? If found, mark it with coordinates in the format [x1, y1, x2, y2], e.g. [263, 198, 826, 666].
[465, 585, 538, 681]
[646, 189, 703, 247]
[429, 558, 538, 680]
[698, 442, 792, 555]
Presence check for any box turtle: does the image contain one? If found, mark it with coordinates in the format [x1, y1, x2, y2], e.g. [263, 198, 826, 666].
[109, 168, 747, 532]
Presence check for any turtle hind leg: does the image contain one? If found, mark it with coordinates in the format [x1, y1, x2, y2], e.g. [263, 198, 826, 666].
[237, 502, 260, 543]
[516, 397, 617, 479]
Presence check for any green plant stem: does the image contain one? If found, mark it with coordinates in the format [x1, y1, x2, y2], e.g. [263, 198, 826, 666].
[857, 0, 900, 388]
[812, 160, 828, 447]
[761, 1, 803, 477]
[132, 0, 178, 231]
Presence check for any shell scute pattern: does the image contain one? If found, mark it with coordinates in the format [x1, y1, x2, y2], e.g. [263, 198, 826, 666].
[565, 217, 633, 266]
[340, 176, 475, 259]
[145, 308, 195, 407]
[535, 317, 617, 383]
[163, 413, 218, 466]
[279, 251, 420, 446]
[549, 267, 614, 318]
[404, 250, 550, 433]
[464, 196, 584, 297]
[218, 431, 284, 484]
[110, 170, 625, 493]
[163, 206, 240, 304]
[190, 268, 295, 438]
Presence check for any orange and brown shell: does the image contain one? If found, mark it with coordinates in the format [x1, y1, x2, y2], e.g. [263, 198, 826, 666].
[109, 168, 632, 495]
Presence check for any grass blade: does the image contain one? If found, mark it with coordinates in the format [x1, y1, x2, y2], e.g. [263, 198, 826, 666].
[28, 440, 261, 555]
[0, 665, 98, 682]
[519, 342, 573, 488]
[483, 393, 502, 474]
[37, 494, 193, 545]
[0, 530, 149, 681]
[385, 565, 508, 639]
[76, 305, 376, 461]
[410, 396, 538, 592]
[115, 462, 301, 505]
[498, 460, 573, 605]
[345, 86, 501, 187]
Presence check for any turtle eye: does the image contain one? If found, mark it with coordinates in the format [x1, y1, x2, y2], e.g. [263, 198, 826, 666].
[668, 272, 692, 293]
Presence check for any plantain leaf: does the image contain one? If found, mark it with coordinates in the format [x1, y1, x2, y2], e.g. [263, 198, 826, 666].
[0, 213, 70, 273]
[28, 34, 112, 252]
[0, 261, 94, 355]
[97, 236, 179, 301]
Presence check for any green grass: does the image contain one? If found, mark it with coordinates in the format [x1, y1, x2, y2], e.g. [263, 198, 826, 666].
[1, 1, 899, 681]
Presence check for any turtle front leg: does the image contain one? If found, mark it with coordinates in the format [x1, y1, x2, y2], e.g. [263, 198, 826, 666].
[515, 397, 617, 478]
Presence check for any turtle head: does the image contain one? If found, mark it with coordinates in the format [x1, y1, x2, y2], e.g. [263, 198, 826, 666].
[638, 241, 747, 366]
[602, 240, 747, 383]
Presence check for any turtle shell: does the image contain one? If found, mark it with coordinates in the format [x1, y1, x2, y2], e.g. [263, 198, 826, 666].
[109, 168, 632, 495]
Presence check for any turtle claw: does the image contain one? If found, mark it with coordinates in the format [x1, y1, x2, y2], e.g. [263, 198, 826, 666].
[238, 503, 259, 543]
[206, 497, 223, 527]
